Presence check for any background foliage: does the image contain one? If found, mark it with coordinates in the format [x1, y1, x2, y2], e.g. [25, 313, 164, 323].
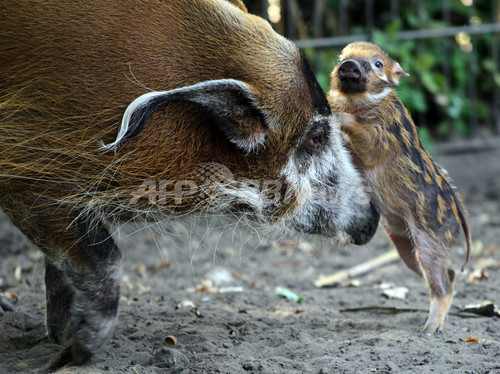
[243, 0, 500, 143]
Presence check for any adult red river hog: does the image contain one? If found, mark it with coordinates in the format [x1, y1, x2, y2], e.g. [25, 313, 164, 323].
[0, 0, 379, 370]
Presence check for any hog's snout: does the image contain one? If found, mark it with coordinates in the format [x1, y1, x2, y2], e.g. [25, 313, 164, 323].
[345, 201, 380, 245]
[338, 59, 363, 80]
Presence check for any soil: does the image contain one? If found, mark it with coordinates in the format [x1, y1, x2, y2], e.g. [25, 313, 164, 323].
[1, 144, 499, 374]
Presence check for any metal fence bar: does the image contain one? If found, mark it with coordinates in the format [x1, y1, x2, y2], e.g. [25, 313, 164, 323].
[466, 2, 478, 136]
[286, 0, 297, 40]
[390, 0, 399, 21]
[415, 0, 426, 128]
[261, 0, 268, 22]
[294, 23, 500, 48]
[340, 0, 348, 36]
[493, 0, 500, 133]
[442, 0, 452, 85]
[313, 0, 324, 72]
[365, 0, 374, 40]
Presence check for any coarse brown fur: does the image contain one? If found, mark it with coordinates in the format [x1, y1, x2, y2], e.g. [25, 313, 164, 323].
[0, 1, 380, 370]
[328, 42, 472, 334]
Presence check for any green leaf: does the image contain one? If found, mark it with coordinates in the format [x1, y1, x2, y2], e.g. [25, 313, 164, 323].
[418, 126, 434, 152]
[421, 71, 439, 94]
[316, 71, 330, 93]
[275, 286, 305, 303]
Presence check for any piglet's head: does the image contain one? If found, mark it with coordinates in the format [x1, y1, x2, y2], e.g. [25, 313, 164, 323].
[330, 42, 409, 109]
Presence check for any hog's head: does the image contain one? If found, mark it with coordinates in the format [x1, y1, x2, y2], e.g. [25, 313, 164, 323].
[102, 0, 379, 245]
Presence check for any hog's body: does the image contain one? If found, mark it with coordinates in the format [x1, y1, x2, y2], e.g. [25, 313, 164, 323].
[0, 0, 378, 370]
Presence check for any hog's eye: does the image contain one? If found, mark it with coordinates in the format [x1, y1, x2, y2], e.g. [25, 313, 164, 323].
[375, 61, 383, 68]
[305, 127, 326, 154]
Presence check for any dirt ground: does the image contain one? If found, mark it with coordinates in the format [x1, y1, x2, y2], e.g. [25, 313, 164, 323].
[1, 143, 499, 374]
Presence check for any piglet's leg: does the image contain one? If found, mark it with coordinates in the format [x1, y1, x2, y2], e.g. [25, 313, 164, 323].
[385, 231, 423, 277]
[413, 237, 455, 335]
[387, 230, 455, 334]
[419, 262, 455, 335]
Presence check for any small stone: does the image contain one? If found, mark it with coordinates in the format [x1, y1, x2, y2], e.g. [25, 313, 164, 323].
[386, 361, 399, 371]
[153, 347, 189, 370]
[242, 362, 254, 371]
[130, 352, 153, 367]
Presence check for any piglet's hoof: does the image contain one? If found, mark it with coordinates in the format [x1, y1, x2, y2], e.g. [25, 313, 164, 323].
[0, 296, 16, 313]
[421, 325, 443, 337]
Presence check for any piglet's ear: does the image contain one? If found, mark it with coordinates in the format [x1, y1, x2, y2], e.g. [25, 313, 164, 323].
[101, 79, 267, 153]
[392, 62, 410, 84]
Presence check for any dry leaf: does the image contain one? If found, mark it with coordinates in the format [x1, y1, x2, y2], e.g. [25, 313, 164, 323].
[175, 300, 195, 310]
[150, 261, 171, 275]
[471, 240, 484, 257]
[135, 264, 147, 278]
[192, 306, 202, 317]
[382, 287, 409, 300]
[137, 282, 151, 295]
[468, 269, 488, 282]
[475, 258, 500, 269]
[218, 286, 244, 293]
[462, 301, 500, 317]
[483, 245, 499, 254]
[195, 279, 218, 293]
[13, 266, 22, 282]
[463, 336, 479, 343]
[3, 292, 18, 303]
[123, 281, 134, 292]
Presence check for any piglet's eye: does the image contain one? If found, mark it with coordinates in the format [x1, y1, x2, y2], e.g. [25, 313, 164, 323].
[305, 127, 326, 154]
[375, 61, 383, 68]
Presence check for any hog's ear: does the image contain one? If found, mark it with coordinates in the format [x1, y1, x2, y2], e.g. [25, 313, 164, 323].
[392, 62, 410, 84]
[225, 0, 248, 12]
[101, 79, 267, 153]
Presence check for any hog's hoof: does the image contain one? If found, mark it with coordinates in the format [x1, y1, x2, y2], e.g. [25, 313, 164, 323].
[71, 340, 94, 366]
[39, 346, 73, 374]
[0, 296, 16, 313]
[40, 344, 93, 374]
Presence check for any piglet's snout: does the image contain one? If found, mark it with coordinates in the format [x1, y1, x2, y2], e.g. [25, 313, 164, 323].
[338, 59, 363, 80]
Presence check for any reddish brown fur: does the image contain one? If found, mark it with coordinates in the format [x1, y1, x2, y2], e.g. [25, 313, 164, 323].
[0, 0, 316, 252]
[0, 2, 380, 369]
[329, 42, 472, 334]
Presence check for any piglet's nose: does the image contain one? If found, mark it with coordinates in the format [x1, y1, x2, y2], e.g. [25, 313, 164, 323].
[338, 59, 362, 79]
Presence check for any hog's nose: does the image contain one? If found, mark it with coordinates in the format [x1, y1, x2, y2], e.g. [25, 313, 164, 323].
[345, 201, 380, 245]
[338, 60, 362, 80]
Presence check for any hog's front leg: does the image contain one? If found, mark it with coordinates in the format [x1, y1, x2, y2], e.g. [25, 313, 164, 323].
[1, 192, 121, 371]
[45, 258, 74, 344]
[44, 218, 122, 370]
